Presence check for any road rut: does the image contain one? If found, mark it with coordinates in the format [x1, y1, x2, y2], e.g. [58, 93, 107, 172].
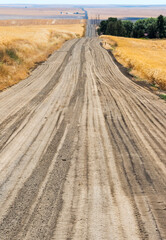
[0, 35, 166, 240]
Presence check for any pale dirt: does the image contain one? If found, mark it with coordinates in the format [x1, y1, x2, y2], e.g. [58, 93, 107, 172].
[0, 24, 166, 240]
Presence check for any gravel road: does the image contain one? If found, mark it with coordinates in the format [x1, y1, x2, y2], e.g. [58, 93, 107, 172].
[0, 24, 166, 240]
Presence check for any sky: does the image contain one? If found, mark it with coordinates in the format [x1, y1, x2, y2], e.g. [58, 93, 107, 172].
[0, 0, 166, 5]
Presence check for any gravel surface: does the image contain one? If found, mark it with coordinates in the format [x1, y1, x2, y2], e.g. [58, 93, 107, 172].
[0, 24, 166, 240]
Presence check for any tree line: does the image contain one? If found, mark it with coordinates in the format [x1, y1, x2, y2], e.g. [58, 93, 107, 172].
[97, 15, 166, 38]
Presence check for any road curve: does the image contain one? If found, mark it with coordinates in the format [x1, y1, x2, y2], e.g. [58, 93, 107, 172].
[0, 35, 166, 240]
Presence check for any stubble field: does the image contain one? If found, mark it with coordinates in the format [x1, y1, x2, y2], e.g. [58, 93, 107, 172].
[0, 19, 85, 26]
[0, 22, 85, 91]
[101, 35, 166, 90]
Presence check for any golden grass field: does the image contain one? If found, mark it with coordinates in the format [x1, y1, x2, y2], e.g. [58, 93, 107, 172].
[86, 7, 166, 19]
[0, 19, 85, 26]
[0, 23, 85, 91]
[101, 35, 166, 90]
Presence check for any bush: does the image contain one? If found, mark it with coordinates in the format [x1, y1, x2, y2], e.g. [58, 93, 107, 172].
[6, 48, 19, 61]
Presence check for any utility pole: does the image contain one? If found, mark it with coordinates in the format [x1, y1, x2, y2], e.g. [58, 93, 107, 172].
[98, 14, 100, 26]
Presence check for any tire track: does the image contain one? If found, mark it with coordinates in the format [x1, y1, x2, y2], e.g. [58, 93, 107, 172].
[90, 38, 166, 239]
[0, 30, 166, 239]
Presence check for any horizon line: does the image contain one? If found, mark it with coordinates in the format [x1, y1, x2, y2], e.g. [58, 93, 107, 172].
[0, 3, 166, 6]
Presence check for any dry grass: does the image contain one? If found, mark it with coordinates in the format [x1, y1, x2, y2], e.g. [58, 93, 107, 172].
[101, 35, 166, 90]
[0, 23, 85, 91]
[0, 19, 85, 26]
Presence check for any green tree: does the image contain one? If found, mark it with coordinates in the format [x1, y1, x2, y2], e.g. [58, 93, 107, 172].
[116, 20, 126, 36]
[106, 21, 117, 35]
[142, 17, 157, 38]
[97, 15, 166, 39]
[105, 18, 118, 35]
[98, 20, 108, 35]
[147, 21, 157, 38]
[157, 15, 165, 38]
[122, 21, 133, 37]
[105, 18, 126, 37]
[132, 20, 145, 38]
[108, 17, 118, 23]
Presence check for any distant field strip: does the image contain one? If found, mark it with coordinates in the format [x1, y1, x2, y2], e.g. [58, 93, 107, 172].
[86, 7, 166, 19]
[0, 19, 85, 26]
[0, 24, 85, 90]
[0, 7, 85, 19]
[101, 36, 166, 90]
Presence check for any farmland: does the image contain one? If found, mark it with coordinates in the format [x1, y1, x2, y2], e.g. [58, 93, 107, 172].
[86, 5, 166, 19]
[101, 35, 166, 90]
[0, 22, 85, 90]
[0, 6, 85, 20]
[1, 4, 166, 21]
[0, 19, 85, 26]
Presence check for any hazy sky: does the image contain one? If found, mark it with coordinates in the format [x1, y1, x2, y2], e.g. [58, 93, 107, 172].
[0, 0, 166, 4]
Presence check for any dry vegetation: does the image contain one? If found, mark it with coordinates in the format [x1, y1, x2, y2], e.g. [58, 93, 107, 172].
[0, 19, 85, 26]
[86, 7, 166, 19]
[101, 35, 166, 90]
[0, 23, 85, 90]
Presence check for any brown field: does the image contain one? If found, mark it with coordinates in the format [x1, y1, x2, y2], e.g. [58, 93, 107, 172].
[101, 35, 166, 90]
[0, 23, 85, 91]
[0, 19, 85, 26]
[0, 7, 84, 18]
[86, 7, 166, 19]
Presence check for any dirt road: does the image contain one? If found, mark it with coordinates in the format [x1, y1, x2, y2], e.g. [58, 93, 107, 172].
[0, 25, 166, 240]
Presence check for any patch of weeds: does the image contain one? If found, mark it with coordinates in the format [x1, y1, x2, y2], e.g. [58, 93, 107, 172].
[159, 94, 166, 100]
[6, 48, 19, 61]
[134, 75, 145, 82]
[150, 83, 159, 91]
[109, 42, 117, 51]
[127, 68, 132, 73]
[0, 50, 4, 61]
[151, 83, 158, 88]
